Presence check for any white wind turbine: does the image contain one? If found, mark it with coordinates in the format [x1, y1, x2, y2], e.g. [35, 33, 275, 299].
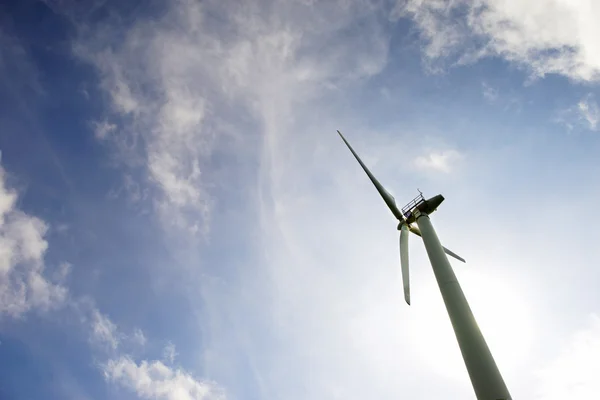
[337, 130, 512, 400]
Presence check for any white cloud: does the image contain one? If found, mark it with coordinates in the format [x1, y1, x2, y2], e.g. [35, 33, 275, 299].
[53, 261, 72, 283]
[163, 342, 178, 364]
[413, 149, 464, 173]
[93, 120, 117, 140]
[534, 314, 600, 400]
[132, 329, 147, 347]
[83, 306, 217, 399]
[556, 93, 600, 132]
[72, 2, 216, 237]
[80, 302, 214, 398]
[104, 356, 222, 400]
[577, 94, 599, 130]
[0, 164, 67, 317]
[67, 2, 422, 399]
[481, 81, 498, 103]
[90, 308, 120, 350]
[394, 0, 600, 82]
[71, 0, 390, 239]
[54, 223, 69, 234]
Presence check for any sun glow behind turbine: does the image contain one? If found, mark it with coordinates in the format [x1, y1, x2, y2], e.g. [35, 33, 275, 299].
[406, 271, 535, 382]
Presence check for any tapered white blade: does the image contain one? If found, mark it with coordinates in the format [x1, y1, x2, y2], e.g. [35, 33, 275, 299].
[408, 225, 466, 263]
[337, 130, 405, 221]
[441, 246, 466, 264]
[400, 224, 410, 305]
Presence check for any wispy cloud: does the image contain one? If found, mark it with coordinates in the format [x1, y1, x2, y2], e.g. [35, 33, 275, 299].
[0, 164, 68, 317]
[163, 342, 178, 364]
[65, 4, 401, 395]
[78, 300, 149, 353]
[413, 149, 464, 173]
[66, 0, 397, 398]
[481, 81, 499, 103]
[394, 0, 600, 82]
[81, 300, 222, 399]
[92, 120, 117, 141]
[577, 94, 599, 130]
[90, 308, 120, 350]
[556, 93, 600, 132]
[132, 329, 147, 347]
[0, 158, 206, 397]
[104, 356, 223, 400]
[53, 261, 72, 283]
[71, 3, 215, 237]
[68, 0, 391, 240]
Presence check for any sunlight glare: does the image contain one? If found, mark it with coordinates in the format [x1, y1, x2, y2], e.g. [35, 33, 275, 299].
[406, 267, 535, 383]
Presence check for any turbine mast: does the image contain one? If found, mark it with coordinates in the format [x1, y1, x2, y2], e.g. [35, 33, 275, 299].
[411, 205, 512, 400]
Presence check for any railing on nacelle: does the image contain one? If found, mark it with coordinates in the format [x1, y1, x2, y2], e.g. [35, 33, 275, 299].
[401, 192, 425, 219]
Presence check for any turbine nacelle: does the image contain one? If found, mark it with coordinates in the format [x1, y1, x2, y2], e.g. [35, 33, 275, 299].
[414, 193, 444, 217]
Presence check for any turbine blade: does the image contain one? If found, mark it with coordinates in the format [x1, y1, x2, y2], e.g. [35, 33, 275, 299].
[400, 224, 410, 305]
[409, 225, 466, 263]
[441, 247, 466, 263]
[337, 130, 405, 221]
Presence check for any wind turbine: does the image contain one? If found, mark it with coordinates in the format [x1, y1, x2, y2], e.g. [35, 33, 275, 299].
[337, 130, 512, 400]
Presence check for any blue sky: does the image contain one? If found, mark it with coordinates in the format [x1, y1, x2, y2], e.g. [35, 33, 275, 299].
[1, 0, 600, 399]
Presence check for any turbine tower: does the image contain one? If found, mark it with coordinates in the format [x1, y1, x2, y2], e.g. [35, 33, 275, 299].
[337, 130, 512, 400]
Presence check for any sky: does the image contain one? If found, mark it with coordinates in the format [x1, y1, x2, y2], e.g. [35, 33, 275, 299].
[1, 0, 600, 399]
